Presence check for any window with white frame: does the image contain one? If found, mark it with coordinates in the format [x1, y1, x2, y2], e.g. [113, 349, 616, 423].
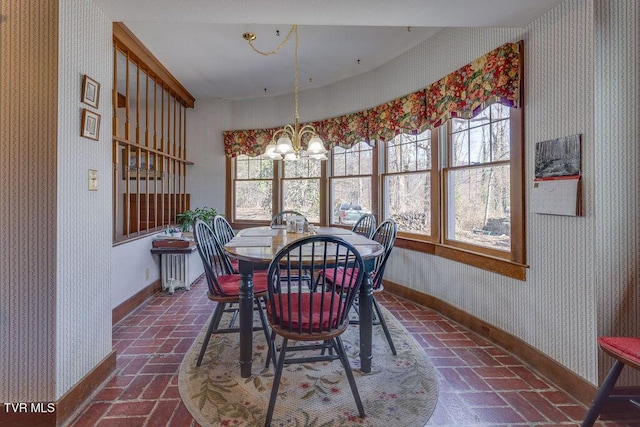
[330, 141, 375, 225]
[233, 154, 274, 222]
[443, 104, 512, 254]
[282, 156, 322, 223]
[383, 130, 434, 237]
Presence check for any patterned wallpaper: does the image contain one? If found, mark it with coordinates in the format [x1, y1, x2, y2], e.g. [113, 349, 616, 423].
[7, 0, 634, 407]
[218, 0, 640, 386]
[0, 0, 58, 402]
[0, 0, 113, 401]
[593, 0, 640, 384]
[56, 0, 113, 398]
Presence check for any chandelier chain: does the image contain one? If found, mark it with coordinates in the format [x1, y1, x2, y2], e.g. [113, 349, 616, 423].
[293, 25, 299, 119]
[243, 24, 326, 160]
[246, 25, 296, 57]
[246, 25, 300, 119]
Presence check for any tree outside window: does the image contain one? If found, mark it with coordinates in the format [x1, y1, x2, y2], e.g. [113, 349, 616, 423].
[234, 154, 274, 221]
[384, 130, 433, 237]
[330, 141, 374, 225]
[445, 104, 512, 252]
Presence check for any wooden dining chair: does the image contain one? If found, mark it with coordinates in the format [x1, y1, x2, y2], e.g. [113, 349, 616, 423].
[582, 336, 640, 426]
[270, 210, 312, 286]
[269, 210, 305, 227]
[263, 235, 366, 426]
[317, 218, 398, 355]
[212, 214, 238, 273]
[351, 213, 376, 239]
[193, 220, 270, 367]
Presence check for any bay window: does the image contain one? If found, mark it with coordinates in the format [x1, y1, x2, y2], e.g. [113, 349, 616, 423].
[225, 41, 525, 278]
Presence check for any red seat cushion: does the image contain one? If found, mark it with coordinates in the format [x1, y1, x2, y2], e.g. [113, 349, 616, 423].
[598, 336, 640, 370]
[267, 292, 344, 332]
[215, 271, 268, 296]
[323, 267, 373, 289]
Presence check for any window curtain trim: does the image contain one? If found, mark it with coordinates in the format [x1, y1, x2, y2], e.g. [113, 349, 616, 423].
[223, 41, 522, 157]
[317, 110, 370, 149]
[223, 128, 275, 158]
[424, 41, 521, 129]
[368, 90, 428, 142]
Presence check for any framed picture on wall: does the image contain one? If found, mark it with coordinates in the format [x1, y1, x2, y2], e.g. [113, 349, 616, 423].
[81, 109, 100, 140]
[81, 74, 100, 108]
[121, 147, 162, 180]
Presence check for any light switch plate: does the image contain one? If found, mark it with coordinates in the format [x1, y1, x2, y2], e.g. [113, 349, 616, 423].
[88, 169, 98, 191]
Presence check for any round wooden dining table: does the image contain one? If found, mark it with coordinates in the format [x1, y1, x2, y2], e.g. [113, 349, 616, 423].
[223, 225, 384, 378]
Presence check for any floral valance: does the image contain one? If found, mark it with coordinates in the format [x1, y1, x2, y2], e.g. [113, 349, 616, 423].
[368, 90, 428, 142]
[316, 111, 369, 149]
[223, 128, 275, 157]
[425, 41, 521, 129]
[224, 41, 522, 157]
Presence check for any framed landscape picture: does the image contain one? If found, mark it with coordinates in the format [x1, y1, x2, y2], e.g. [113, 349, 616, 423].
[81, 74, 100, 108]
[122, 148, 161, 180]
[81, 109, 100, 140]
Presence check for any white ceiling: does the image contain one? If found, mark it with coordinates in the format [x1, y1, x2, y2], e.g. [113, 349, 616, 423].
[93, 0, 564, 101]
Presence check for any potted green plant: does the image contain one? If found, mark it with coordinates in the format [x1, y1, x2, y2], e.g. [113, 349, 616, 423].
[177, 207, 218, 232]
[198, 207, 218, 225]
[176, 210, 200, 233]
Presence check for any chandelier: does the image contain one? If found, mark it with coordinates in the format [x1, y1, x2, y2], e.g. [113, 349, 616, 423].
[243, 25, 327, 161]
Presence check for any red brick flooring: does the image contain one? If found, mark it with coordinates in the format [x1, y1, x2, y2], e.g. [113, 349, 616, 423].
[69, 276, 640, 426]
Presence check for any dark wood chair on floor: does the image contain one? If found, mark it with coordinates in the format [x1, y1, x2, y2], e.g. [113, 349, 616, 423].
[269, 210, 305, 227]
[582, 336, 640, 426]
[193, 219, 270, 367]
[263, 235, 366, 426]
[212, 214, 238, 273]
[316, 218, 398, 355]
[351, 213, 376, 239]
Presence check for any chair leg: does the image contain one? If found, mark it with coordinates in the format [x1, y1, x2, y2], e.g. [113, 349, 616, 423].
[256, 297, 270, 349]
[211, 302, 227, 330]
[196, 302, 226, 367]
[313, 271, 325, 292]
[334, 336, 365, 418]
[227, 302, 239, 328]
[373, 297, 397, 355]
[265, 338, 288, 427]
[264, 329, 277, 370]
[581, 360, 625, 427]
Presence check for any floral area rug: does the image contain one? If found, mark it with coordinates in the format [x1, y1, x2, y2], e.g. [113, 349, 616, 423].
[178, 304, 438, 426]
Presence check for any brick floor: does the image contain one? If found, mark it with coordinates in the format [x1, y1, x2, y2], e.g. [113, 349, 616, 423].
[69, 276, 640, 426]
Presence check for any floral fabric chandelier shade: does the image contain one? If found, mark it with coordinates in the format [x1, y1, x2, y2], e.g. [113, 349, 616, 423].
[243, 25, 327, 161]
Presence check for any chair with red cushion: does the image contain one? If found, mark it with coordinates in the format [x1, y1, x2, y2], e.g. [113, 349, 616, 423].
[212, 214, 239, 273]
[351, 213, 376, 239]
[263, 235, 366, 426]
[316, 218, 398, 355]
[582, 336, 640, 426]
[193, 219, 270, 367]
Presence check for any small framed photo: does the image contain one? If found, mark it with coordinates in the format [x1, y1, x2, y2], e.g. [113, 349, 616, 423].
[81, 74, 100, 108]
[121, 147, 161, 180]
[81, 109, 100, 140]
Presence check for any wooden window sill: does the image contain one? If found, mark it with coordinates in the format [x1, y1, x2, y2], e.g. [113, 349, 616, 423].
[395, 237, 528, 281]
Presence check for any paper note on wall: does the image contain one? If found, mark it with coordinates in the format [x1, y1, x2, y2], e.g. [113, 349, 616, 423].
[531, 176, 581, 216]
